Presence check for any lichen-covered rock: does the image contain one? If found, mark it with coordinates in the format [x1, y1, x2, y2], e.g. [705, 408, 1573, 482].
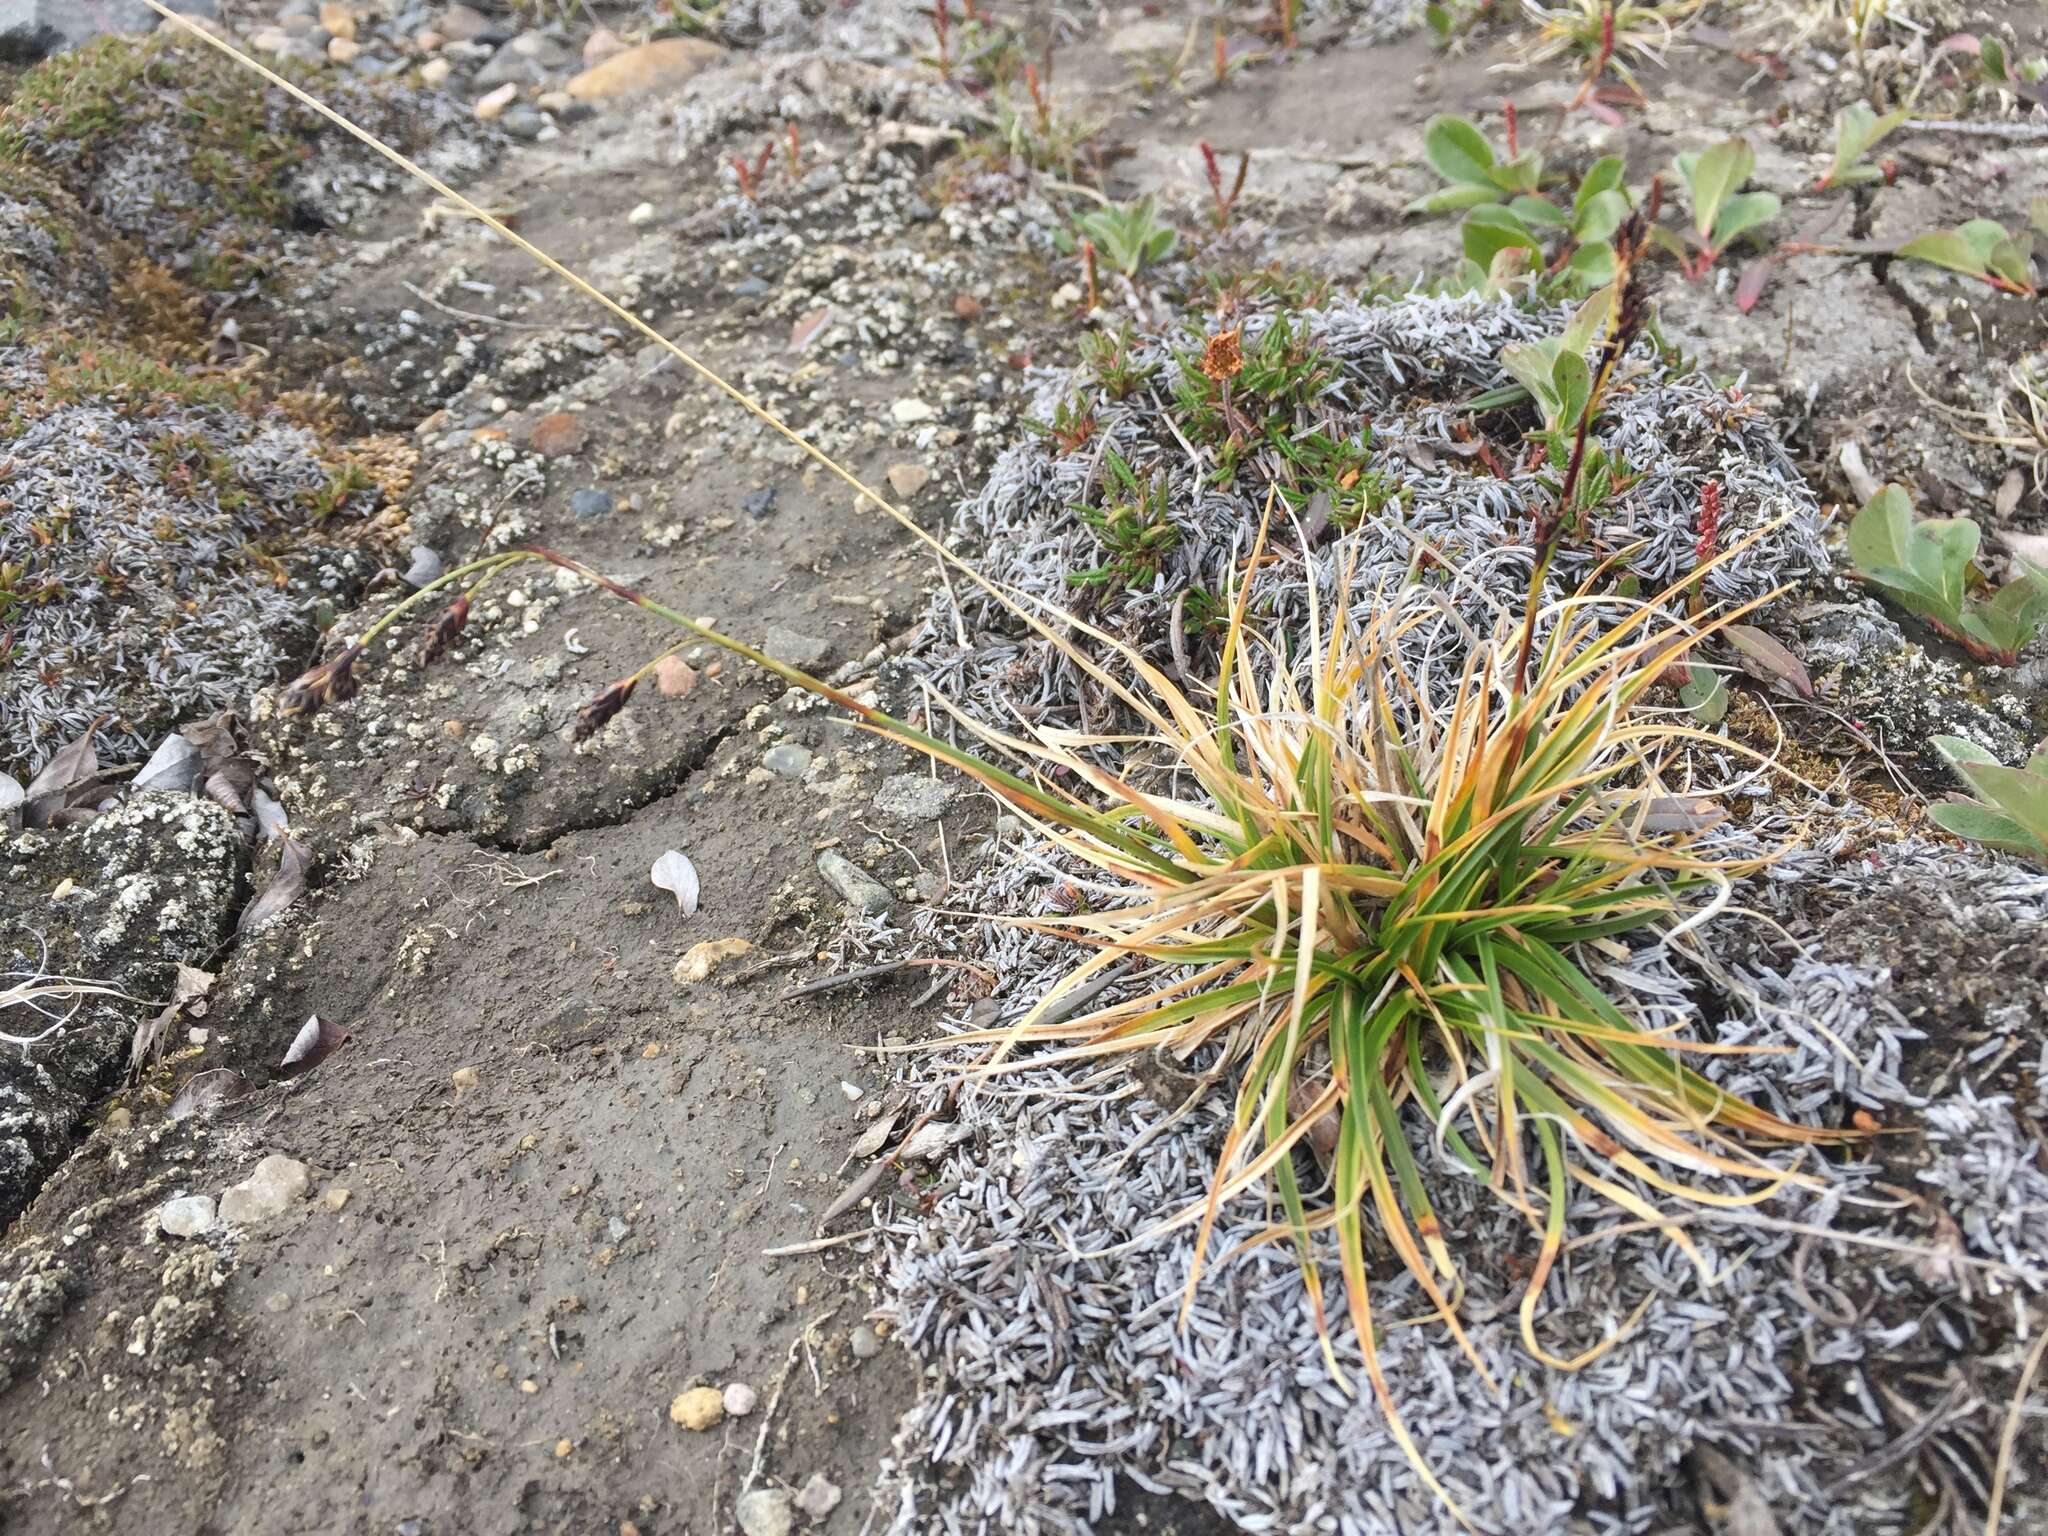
[0, 793, 246, 1225]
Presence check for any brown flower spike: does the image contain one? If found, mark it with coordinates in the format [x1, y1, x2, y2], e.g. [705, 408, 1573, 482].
[418, 596, 470, 667]
[277, 643, 365, 718]
[571, 675, 638, 743]
[1199, 328, 1243, 383]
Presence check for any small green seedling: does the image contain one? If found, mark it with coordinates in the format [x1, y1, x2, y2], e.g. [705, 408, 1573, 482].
[1497, 283, 1613, 437]
[1405, 114, 1543, 214]
[1656, 138, 1779, 278]
[1972, 36, 2048, 96]
[1928, 735, 2048, 864]
[1068, 197, 1178, 278]
[1450, 156, 1630, 294]
[1893, 218, 2037, 298]
[1848, 484, 2048, 664]
[1071, 447, 1179, 590]
[1814, 103, 1903, 190]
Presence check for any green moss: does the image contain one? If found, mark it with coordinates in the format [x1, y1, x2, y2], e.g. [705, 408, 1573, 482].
[2, 34, 316, 231]
[35, 332, 254, 411]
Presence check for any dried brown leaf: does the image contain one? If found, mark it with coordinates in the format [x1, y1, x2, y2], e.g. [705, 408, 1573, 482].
[238, 835, 313, 935]
[1723, 624, 1814, 698]
[168, 1067, 250, 1121]
[279, 1013, 351, 1078]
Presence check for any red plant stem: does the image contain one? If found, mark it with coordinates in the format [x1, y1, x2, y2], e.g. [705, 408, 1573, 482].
[1081, 239, 1099, 311]
[1504, 100, 1518, 159]
[933, 0, 950, 74]
[1214, 21, 1227, 82]
[1023, 62, 1049, 132]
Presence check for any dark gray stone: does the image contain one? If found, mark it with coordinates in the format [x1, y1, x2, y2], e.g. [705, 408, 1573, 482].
[0, 796, 246, 1227]
[0, 0, 160, 60]
[569, 487, 614, 519]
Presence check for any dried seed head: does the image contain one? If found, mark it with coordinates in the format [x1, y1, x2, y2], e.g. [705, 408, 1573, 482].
[1200, 328, 1243, 384]
[572, 674, 637, 742]
[418, 595, 471, 667]
[277, 643, 364, 719]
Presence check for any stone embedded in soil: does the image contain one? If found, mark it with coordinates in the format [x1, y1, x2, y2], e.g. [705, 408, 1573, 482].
[473, 81, 517, 121]
[763, 626, 829, 671]
[217, 1155, 311, 1226]
[436, 3, 490, 41]
[873, 774, 951, 821]
[673, 937, 754, 984]
[527, 411, 587, 457]
[654, 656, 699, 697]
[722, 1382, 758, 1417]
[420, 56, 450, 86]
[890, 398, 935, 425]
[668, 1386, 724, 1430]
[795, 1474, 842, 1519]
[849, 1324, 882, 1360]
[158, 1195, 218, 1238]
[762, 743, 812, 778]
[817, 851, 891, 915]
[887, 463, 932, 497]
[565, 37, 725, 101]
[0, 795, 245, 1227]
[742, 487, 777, 517]
[733, 1488, 793, 1536]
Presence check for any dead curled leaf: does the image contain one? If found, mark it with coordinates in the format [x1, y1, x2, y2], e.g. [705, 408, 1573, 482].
[168, 1067, 250, 1121]
[130, 963, 217, 1073]
[23, 719, 103, 829]
[1722, 624, 1815, 699]
[238, 835, 314, 935]
[279, 1013, 350, 1079]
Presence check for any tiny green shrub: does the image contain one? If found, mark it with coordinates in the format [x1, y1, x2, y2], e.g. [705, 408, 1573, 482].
[1929, 735, 2048, 863]
[1848, 484, 2048, 664]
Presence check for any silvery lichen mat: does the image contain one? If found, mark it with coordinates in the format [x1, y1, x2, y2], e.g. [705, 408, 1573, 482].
[854, 293, 2046, 1532]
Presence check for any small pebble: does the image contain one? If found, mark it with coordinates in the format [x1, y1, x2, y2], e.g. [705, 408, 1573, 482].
[627, 201, 655, 226]
[849, 1324, 882, 1360]
[818, 851, 891, 916]
[762, 743, 812, 778]
[886, 462, 931, 497]
[569, 487, 614, 519]
[159, 1194, 217, 1238]
[742, 487, 776, 517]
[734, 1489, 793, 1536]
[474, 81, 518, 121]
[669, 1386, 724, 1430]
[795, 1473, 842, 1519]
[722, 1382, 758, 1417]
